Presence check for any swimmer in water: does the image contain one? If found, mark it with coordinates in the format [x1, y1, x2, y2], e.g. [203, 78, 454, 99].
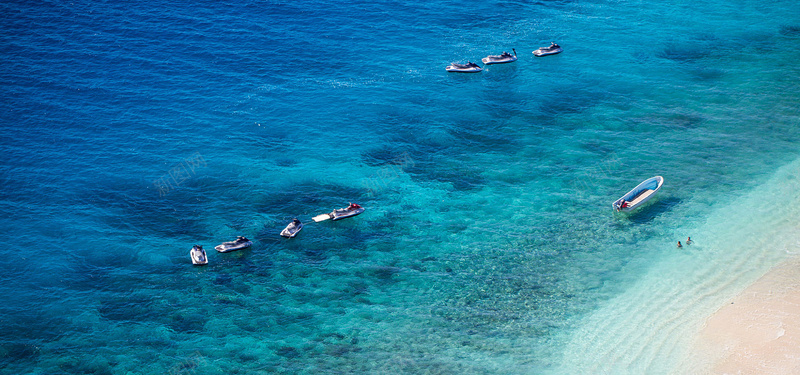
[677, 241, 683, 248]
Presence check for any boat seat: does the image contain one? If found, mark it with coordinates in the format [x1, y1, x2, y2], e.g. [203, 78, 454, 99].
[628, 189, 655, 206]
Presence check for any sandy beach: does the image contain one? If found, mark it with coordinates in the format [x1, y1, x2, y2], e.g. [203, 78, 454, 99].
[688, 257, 800, 374]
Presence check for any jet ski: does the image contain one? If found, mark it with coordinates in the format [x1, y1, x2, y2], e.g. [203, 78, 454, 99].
[190, 245, 208, 265]
[280, 218, 304, 238]
[215, 236, 252, 253]
[533, 42, 563, 57]
[482, 49, 517, 64]
[331, 203, 365, 220]
[446, 61, 482, 73]
[313, 203, 365, 222]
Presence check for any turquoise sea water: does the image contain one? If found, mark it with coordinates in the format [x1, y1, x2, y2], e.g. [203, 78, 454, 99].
[1, 0, 799, 373]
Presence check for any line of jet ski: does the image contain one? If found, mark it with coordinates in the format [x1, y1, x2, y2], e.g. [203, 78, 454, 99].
[190, 203, 365, 266]
[446, 42, 562, 73]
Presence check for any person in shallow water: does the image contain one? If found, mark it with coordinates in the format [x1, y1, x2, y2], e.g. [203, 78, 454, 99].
[677, 241, 682, 248]
[686, 237, 692, 244]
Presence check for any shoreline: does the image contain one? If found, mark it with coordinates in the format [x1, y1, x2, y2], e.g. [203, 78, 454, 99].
[555, 158, 800, 374]
[686, 256, 800, 373]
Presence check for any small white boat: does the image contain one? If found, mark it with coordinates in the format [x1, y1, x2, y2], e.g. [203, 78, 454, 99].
[533, 42, 563, 57]
[313, 203, 365, 222]
[446, 61, 482, 73]
[190, 245, 208, 265]
[280, 219, 303, 238]
[613, 176, 664, 212]
[215, 236, 252, 253]
[482, 49, 517, 64]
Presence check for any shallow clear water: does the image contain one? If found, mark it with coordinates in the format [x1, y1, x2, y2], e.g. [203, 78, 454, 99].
[1, 0, 799, 373]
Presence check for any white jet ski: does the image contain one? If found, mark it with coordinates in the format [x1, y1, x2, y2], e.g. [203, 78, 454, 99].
[280, 218, 304, 238]
[190, 245, 208, 265]
[215, 236, 252, 253]
[446, 61, 482, 73]
[482, 49, 517, 64]
[313, 203, 365, 222]
[533, 42, 563, 57]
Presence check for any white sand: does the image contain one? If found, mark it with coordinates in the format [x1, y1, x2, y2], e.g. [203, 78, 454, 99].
[687, 257, 800, 374]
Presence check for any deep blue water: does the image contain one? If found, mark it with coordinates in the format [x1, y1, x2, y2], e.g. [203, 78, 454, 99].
[1, 0, 799, 373]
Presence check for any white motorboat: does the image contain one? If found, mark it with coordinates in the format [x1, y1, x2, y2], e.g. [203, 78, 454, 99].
[612, 176, 664, 212]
